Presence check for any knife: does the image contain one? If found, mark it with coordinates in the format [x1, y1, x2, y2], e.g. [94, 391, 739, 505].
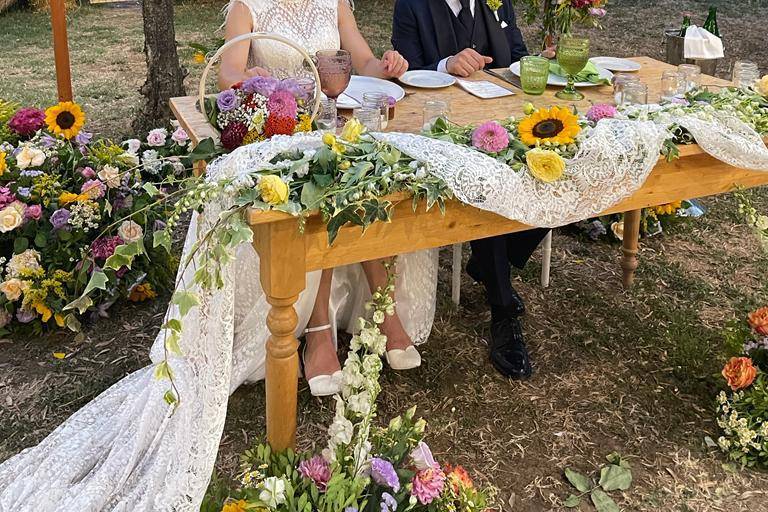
[484, 69, 522, 90]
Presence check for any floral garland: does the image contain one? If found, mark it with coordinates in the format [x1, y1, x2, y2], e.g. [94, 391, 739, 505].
[203, 265, 494, 512]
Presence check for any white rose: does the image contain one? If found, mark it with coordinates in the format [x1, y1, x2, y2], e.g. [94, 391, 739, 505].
[98, 165, 121, 188]
[117, 220, 143, 243]
[0, 278, 25, 301]
[146, 128, 168, 147]
[0, 205, 24, 233]
[171, 127, 189, 146]
[258, 477, 286, 508]
[16, 145, 45, 169]
[124, 139, 141, 154]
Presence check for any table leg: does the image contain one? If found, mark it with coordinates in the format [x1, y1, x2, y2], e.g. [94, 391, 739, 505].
[252, 218, 306, 451]
[621, 209, 642, 289]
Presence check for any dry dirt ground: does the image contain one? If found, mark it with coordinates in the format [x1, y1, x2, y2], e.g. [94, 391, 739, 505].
[2, 0, 768, 510]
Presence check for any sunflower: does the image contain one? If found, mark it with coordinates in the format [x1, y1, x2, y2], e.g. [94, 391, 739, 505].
[45, 101, 85, 139]
[517, 106, 580, 147]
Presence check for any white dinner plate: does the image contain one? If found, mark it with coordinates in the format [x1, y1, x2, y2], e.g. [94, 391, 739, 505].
[509, 61, 614, 87]
[398, 70, 457, 89]
[334, 75, 406, 109]
[589, 56, 641, 72]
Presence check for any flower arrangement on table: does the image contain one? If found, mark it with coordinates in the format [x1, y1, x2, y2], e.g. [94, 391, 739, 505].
[715, 306, 768, 469]
[0, 98, 194, 333]
[203, 76, 314, 151]
[513, 0, 607, 49]
[201, 267, 494, 512]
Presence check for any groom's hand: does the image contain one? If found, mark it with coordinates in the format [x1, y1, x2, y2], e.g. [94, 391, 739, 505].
[446, 49, 493, 77]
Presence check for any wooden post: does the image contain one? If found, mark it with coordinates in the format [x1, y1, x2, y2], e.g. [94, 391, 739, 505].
[50, 0, 73, 102]
[621, 209, 642, 289]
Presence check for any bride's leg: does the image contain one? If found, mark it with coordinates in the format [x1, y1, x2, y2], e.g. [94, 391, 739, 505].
[360, 258, 413, 351]
[304, 268, 341, 380]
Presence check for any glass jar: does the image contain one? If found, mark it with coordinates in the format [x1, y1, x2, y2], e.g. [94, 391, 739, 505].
[612, 74, 641, 105]
[353, 106, 382, 131]
[362, 92, 389, 130]
[422, 99, 450, 131]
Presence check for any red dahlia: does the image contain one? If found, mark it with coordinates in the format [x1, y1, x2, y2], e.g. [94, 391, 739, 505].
[264, 115, 297, 138]
[220, 121, 248, 150]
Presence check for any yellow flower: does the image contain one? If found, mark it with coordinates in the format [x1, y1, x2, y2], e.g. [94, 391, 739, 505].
[296, 114, 312, 133]
[340, 118, 365, 143]
[757, 75, 768, 97]
[517, 106, 581, 147]
[525, 148, 566, 183]
[242, 130, 263, 146]
[45, 101, 86, 139]
[339, 160, 351, 170]
[221, 500, 248, 512]
[487, 0, 502, 11]
[32, 300, 53, 322]
[193, 51, 206, 64]
[0, 151, 7, 176]
[322, 132, 345, 154]
[59, 191, 89, 205]
[259, 175, 289, 205]
[653, 201, 682, 216]
[129, 283, 158, 302]
[54, 313, 66, 327]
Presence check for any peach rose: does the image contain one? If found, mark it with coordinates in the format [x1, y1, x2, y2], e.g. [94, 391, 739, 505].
[722, 357, 758, 391]
[748, 307, 768, 335]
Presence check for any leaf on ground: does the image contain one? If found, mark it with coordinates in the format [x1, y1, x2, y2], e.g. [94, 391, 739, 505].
[564, 494, 581, 508]
[591, 488, 620, 512]
[599, 464, 632, 491]
[565, 468, 591, 493]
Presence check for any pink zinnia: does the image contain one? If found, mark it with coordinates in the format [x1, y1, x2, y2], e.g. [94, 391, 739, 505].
[91, 235, 124, 260]
[298, 455, 331, 492]
[411, 467, 446, 505]
[81, 179, 106, 199]
[586, 103, 618, 123]
[267, 89, 298, 119]
[471, 121, 509, 153]
[8, 107, 46, 137]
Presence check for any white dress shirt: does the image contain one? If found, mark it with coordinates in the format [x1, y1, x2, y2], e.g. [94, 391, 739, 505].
[438, 0, 477, 73]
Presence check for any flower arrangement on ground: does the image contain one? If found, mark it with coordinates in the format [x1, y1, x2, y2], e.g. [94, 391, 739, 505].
[715, 307, 768, 468]
[204, 76, 314, 151]
[0, 99, 194, 332]
[201, 266, 494, 512]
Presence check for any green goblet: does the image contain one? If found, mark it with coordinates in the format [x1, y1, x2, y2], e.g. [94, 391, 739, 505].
[555, 36, 590, 101]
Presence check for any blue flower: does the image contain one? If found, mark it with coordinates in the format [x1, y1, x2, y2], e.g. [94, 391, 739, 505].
[16, 187, 31, 198]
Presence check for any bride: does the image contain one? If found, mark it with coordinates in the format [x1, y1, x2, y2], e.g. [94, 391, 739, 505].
[0, 0, 438, 509]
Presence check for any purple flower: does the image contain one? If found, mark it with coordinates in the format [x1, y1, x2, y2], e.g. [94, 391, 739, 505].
[216, 89, 240, 112]
[471, 121, 509, 153]
[146, 128, 168, 147]
[267, 90, 298, 119]
[370, 458, 400, 492]
[276, 78, 304, 99]
[0, 187, 16, 208]
[80, 166, 96, 179]
[16, 187, 31, 198]
[8, 107, 45, 137]
[588, 7, 607, 17]
[16, 308, 36, 323]
[91, 235, 124, 260]
[39, 133, 58, 149]
[75, 131, 93, 146]
[380, 492, 397, 512]
[298, 455, 332, 492]
[25, 204, 42, 221]
[112, 194, 134, 211]
[20, 169, 44, 178]
[242, 76, 279, 97]
[586, 103, 618, 123]
[153, 219, 167, 231]
[50, 208, 71, 229]
[410, 442, 438, 471]
[81, 179, 106, 199]
[171, 126, 189, 146]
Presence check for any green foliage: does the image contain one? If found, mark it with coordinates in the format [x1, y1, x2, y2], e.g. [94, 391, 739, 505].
[562, 453, 632, 510]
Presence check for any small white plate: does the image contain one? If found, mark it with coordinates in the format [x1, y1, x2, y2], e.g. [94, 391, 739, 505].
[509, 61, 613, 87]
[589, 57, 641, 72]
[333, 75, 406, 109]
[398, 70, 457, 89]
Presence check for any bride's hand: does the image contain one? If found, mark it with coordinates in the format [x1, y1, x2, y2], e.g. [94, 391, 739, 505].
[245, 66, 271, 78]
[380, 50, 408, 79]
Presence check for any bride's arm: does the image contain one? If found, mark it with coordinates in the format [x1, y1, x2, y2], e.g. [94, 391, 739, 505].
[338, 0, 408, 79]
[219, 1, 270, 90]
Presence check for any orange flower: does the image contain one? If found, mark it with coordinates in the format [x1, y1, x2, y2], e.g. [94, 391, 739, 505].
[748, 307, 768, 335]
[221, 500, 247, 512]
[129, 283, 157, 302]
[445, 464, 474, 493]
[722, 357, 758, 391]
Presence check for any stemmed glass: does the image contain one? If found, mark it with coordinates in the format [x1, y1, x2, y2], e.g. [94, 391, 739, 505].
[315, 49, 353, 113]
[555, 36, 590, 101]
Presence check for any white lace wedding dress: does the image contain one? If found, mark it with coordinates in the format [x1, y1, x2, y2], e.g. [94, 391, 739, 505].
[0, 1, 438, 510]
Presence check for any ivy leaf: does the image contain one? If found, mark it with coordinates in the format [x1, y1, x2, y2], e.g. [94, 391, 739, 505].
[164, 331, 183, 356]
[64, 294, 93, 314]
[143, 182, 160, 196]
[83, 270, 109, 296]
[172, 290, 200, 316]
[591, 488, 620, 512]
[563, 494, 581, 508]
[163, 390, 178, 405]
[599, 464, 632, 491]
[565, 468, 591, 493]
[153, 361, 174, 380]
[153, 230, 172, 254]
[163, 319, 182, 332]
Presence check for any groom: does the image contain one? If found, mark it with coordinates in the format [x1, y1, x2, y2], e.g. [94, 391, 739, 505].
[392, 0, 549, 379]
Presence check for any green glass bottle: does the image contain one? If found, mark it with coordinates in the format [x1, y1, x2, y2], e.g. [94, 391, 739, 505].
[679, 15, 692, 37]
[703, 6, 720, 37]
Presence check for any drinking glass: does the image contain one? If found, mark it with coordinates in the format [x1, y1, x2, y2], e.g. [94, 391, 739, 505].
[622, 82, 648, 105]
[422, 99, 450, 131]
[295, 77, 317, 104]
[733, 61, 760, 89]
[316, 98, 337, 133]
[612, 74, 641, 105]
[520, 56, 550, 96]
[315, 49, 352, 111]
[678, 63, 701, 91]
[555, 36, 590, 101]
[353, 107, 382, 131]
[362, 92, 389, 130]
[660, 70, 685, 101]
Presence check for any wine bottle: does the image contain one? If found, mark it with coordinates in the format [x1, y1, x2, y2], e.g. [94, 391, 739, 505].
[679, 14, 692, 37]
[703, 6, 720, 37]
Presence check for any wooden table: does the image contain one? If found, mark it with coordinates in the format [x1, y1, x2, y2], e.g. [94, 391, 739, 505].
[170, 56, 768, 450]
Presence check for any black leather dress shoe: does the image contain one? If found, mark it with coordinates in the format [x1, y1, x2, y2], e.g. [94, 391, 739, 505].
[466, 257, 526, 318]
[489, 317, 533, 379]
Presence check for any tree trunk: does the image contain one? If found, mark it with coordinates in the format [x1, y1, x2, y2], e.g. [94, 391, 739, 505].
[132, 0, 187, 135]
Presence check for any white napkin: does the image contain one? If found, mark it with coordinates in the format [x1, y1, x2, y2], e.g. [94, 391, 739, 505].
[683, 25, 724, 60]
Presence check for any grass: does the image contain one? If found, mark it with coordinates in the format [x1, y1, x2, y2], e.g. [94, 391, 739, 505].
[2, 0, 768, 510]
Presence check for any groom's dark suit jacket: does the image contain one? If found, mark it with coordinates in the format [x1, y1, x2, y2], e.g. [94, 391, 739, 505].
[392, 0, 528, 71]
[392, 0, 549, 311]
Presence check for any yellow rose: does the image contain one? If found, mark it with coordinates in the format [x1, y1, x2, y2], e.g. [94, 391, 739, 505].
[98, 164, 122, 188]
[259, 175, 289, 205]
[322, 132, 345, 154]
[340, 118, 365, 143]
[525, 148, 566, 183]
[0, 151, 7, 176]
[757, 75, 768, 97]
[0, 204, 23, 233]
[0, 278, 25, 301]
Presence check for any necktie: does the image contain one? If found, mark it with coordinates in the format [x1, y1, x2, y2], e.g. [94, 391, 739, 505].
[458, 0, 474, 32]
